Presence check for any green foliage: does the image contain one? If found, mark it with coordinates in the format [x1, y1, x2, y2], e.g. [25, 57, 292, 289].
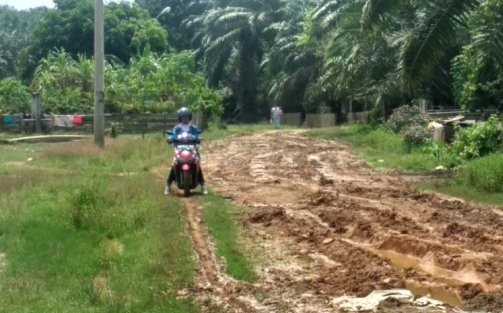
[0, 5, 48, 79]
[195, 1, 285, 121]
[28, 49, 221, 116]
[106, 51, 222, 116]
[422, 142, 459, 168]
[105, 3, 168, 62]
[4, 0, 503, 121]
[131, 19, 168, 55]
[456, 153, 503, 193]
[386, 104, 430, 133]
[450, 115, 503, 160]
[0, 77, 30, 113]
[136, 0, 211, 50]
[451, 0, 503, 111]
[18, 1, 167, 80]
[109, 123, 119, 138]
[31, 50, 93, 113]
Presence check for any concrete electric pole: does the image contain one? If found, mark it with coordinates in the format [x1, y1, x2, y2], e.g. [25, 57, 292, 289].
[94, 0, 105, 148]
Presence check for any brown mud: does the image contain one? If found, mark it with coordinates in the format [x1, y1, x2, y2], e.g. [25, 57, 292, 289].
[166, 130, 503, 313]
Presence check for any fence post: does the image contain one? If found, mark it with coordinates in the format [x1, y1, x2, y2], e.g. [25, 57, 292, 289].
[31, 94, 42, 133]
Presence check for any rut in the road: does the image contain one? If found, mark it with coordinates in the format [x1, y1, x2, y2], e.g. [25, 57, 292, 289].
[201, 130, 503, 312]
[180, 198, 270, 313]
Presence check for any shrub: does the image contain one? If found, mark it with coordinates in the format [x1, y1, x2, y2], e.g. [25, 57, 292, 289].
[450, 115, 503, 160]
[403, 125, 431, 149]
[386, 104, 430, 133]
[0, 78, 30, 113]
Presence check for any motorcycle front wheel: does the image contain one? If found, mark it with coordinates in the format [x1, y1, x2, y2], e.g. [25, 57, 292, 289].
[181, 171, 191, 197]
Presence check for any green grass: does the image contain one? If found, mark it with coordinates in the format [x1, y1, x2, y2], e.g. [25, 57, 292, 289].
[455, 154, 503, 193]
[418, 153, 503, 207]
[201, 192, 257, 282]
[307, 125, 441, 171]
[0, 136, 198, 313]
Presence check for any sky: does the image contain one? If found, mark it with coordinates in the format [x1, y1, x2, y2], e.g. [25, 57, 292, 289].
[0, 0, 133, 11]
[0, 0, 54, 10]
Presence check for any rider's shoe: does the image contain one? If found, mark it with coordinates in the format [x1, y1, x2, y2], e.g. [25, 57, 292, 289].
[164, 185, 171, 196]
[200, 184, 208, 195]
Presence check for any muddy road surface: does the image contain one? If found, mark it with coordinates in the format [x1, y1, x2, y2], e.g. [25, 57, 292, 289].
[183, 130, 503, 313]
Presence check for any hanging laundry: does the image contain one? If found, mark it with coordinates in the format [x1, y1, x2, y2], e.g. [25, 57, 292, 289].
[54, 115, 74, 127]
[2, 115, 16, 125]
[72, 115, 84, 126]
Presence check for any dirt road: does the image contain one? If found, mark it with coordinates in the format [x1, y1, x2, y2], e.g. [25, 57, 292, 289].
[181, 130, 503, 312]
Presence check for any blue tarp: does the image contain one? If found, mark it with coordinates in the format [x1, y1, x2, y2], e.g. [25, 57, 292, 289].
[2, 115, 17, 125]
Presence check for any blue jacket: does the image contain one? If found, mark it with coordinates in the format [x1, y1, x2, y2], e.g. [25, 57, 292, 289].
[168, 123, 201, 143]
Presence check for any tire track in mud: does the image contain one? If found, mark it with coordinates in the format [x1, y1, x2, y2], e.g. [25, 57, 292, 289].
[151, 166, 266, 313]
[202, 130, 503, 312]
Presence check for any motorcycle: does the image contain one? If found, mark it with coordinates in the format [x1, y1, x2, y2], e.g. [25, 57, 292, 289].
[166, 130, 202, 197]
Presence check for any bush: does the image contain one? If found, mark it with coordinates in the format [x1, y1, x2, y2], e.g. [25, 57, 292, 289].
[456, 153, 503, 192]
[403, 125, 431, 150]
[0, 77, 30, 113]
[450, 115, 503, 160]
[386, 104, 430, 133]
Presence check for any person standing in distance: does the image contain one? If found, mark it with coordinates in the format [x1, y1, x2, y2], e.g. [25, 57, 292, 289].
[270, 105, 283, 129]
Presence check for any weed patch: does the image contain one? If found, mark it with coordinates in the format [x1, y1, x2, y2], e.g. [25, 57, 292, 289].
[455, 154, 503, 193]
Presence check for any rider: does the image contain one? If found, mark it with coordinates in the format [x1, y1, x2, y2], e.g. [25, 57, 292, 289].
[165, 107, 207, 195]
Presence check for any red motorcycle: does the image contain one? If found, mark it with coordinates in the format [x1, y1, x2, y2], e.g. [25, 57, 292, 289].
[167, 131, 202, 197]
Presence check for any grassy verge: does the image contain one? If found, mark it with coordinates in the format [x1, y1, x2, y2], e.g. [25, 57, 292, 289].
[307, 125, 502, 207]
[0, 135, 198, 313]
[418, 181, 503, 207]
[200, 192, 257, 282]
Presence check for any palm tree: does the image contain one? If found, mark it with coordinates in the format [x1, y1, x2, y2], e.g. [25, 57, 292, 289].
[362, 0, 479, 92]
[192, 0, 285, 121]
[451, 0, 503, 111]
[260, 0, 322, 113]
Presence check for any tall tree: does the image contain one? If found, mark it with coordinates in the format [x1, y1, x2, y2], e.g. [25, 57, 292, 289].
[451, 0, 503, 111]
[135, 0, 212, 50]
[193, 0, 286, 121]
[19, 0, 168, 81]
[362, 0, 479, 92]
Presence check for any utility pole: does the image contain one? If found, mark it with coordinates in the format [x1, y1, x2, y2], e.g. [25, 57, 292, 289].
[94, 0, 105, 148]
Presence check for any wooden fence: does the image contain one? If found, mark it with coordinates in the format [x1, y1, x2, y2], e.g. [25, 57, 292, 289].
[0, 113, 180, 135]
[348, 111, 370, 123]
[281, 113, 302, 126]
[305, 114, 336, 128]
[426, 110, 497, 121]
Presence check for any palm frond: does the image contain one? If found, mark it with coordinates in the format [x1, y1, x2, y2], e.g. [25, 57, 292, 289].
[399, 0, 478, 90]
[361, 0, 398, 31]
